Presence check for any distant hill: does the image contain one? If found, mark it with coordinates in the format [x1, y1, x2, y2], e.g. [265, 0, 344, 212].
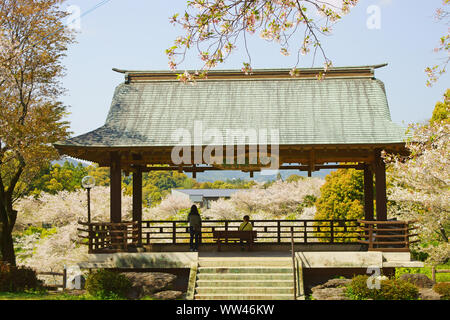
[52, 156, 92, 167]
[187, 169, 330, 182]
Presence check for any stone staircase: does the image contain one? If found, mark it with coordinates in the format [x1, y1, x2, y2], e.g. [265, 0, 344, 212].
[191, 257, 303, 300]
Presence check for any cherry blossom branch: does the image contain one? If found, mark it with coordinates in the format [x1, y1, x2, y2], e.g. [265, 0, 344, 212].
[167, 0, 359, 82]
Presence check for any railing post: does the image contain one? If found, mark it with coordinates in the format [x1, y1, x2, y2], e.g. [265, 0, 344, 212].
[123, 224, 128, 251]
[330, 221, 334, 244]
[291, 227, 297, 300]
[368, 224, 374, 250]
[225, 221, 229, 244]
[138, 221, 142, 246]
[63, 265, 67, 290]
[172, 221, 176, 244]
[405, 222, 409, 251]
[277, 221, 281, 243]
[304, 221, 307, 243]
[88, 223, 93, 254]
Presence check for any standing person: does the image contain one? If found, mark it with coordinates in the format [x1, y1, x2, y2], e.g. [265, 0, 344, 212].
[188, 205, 202, 252]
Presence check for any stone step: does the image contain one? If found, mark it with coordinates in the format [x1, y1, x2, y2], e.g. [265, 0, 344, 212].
[192, 258, 299, 301]
[197, 273, 293, 281]
[195, 286, 294, 295]
[197, 267, 293, 274]
[198, 258, 292, 268]
[196, 280, 294, 287]
[194, 293, 296, 300]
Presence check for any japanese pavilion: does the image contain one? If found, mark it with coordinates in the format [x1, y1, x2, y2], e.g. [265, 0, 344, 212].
[54, 64, 416, 255]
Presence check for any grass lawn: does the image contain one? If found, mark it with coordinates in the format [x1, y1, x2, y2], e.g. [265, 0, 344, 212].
[395, 263, 450, 282]
[0, 291, 160, 300]
[0, 291, 93, 300]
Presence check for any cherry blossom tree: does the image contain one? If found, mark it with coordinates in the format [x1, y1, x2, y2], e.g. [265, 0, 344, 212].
[19, 222, 88, 273]
[143, 193, 193, 220]
[203, 178, 323, 220]
[14, 186, 134, 271]
[168, 0, 358, 82]
[386, 119, 449, 264]
[14, 186, 133, 230]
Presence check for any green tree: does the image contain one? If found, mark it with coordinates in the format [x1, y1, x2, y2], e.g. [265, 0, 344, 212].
[430, 89, 449, 124]
[29, 162, 88, 195]
[87, 166, 110, 186]
[286, 174, 304, 183]
[0, 0, 75, 265]
[314, 168, 365, 242]
[315, 168, 364, 220]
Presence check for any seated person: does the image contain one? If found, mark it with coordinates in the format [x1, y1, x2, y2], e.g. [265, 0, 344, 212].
[239, 215, 253, 231]
[239, 215, 253, 248]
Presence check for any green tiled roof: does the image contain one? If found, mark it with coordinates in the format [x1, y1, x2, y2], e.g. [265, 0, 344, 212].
[55, 66, 407, 148]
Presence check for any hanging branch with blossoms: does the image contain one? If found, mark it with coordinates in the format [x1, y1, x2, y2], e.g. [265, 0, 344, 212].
[167, 0, 358, 82]
[425, 0, 449, 87]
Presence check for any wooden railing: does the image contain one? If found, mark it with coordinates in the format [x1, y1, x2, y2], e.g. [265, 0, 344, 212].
[78, 219, 417, 253]
[37, 270, 67, 290]
[78, 221, 139, 253]
[357, 220, 419, 252]
[432, 266, 450, 282]
[141, 219, 360, 244]
[291, 228, 297, 300]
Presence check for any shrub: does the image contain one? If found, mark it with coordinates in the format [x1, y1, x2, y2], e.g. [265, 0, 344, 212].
[85, 269, 131, 299]
[380, 278, 420, 300]
[346, 275, 380, 300]
[0, 262, 42, 292]
[346, 275, 419, 300]
[433, 282, 450, 300]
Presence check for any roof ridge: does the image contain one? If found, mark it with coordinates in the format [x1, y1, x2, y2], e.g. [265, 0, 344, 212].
[112, 64, 388, 82]
[112, 63, 388, 74]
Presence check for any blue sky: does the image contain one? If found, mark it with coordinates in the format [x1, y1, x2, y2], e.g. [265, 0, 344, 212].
[61, 0, 449, 137]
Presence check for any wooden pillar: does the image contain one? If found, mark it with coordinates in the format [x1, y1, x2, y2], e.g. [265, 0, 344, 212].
[132, 167, 143, 245]
[374, 149, 387, 221]
[363, 164, 374, 221]
[110, 151, 122, 223]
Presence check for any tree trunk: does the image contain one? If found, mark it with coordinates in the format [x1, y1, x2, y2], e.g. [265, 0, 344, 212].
[0, 227, 16, 266]
[0, 206, 17, 266]
[439, 226, 448, 243]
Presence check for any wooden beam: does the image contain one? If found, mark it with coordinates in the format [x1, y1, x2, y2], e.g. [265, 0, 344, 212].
[130, 163, 365, 172]
[110, 151, 122, 223]
[363, 163, 374, 221]
[310, 149, 316, 172]
[192, 164, 197, 179]
[55, 142, 406, 166]
[374, 149, 387, 221]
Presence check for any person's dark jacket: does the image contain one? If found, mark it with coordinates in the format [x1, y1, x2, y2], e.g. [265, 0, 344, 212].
[188, 214, 202, 232]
